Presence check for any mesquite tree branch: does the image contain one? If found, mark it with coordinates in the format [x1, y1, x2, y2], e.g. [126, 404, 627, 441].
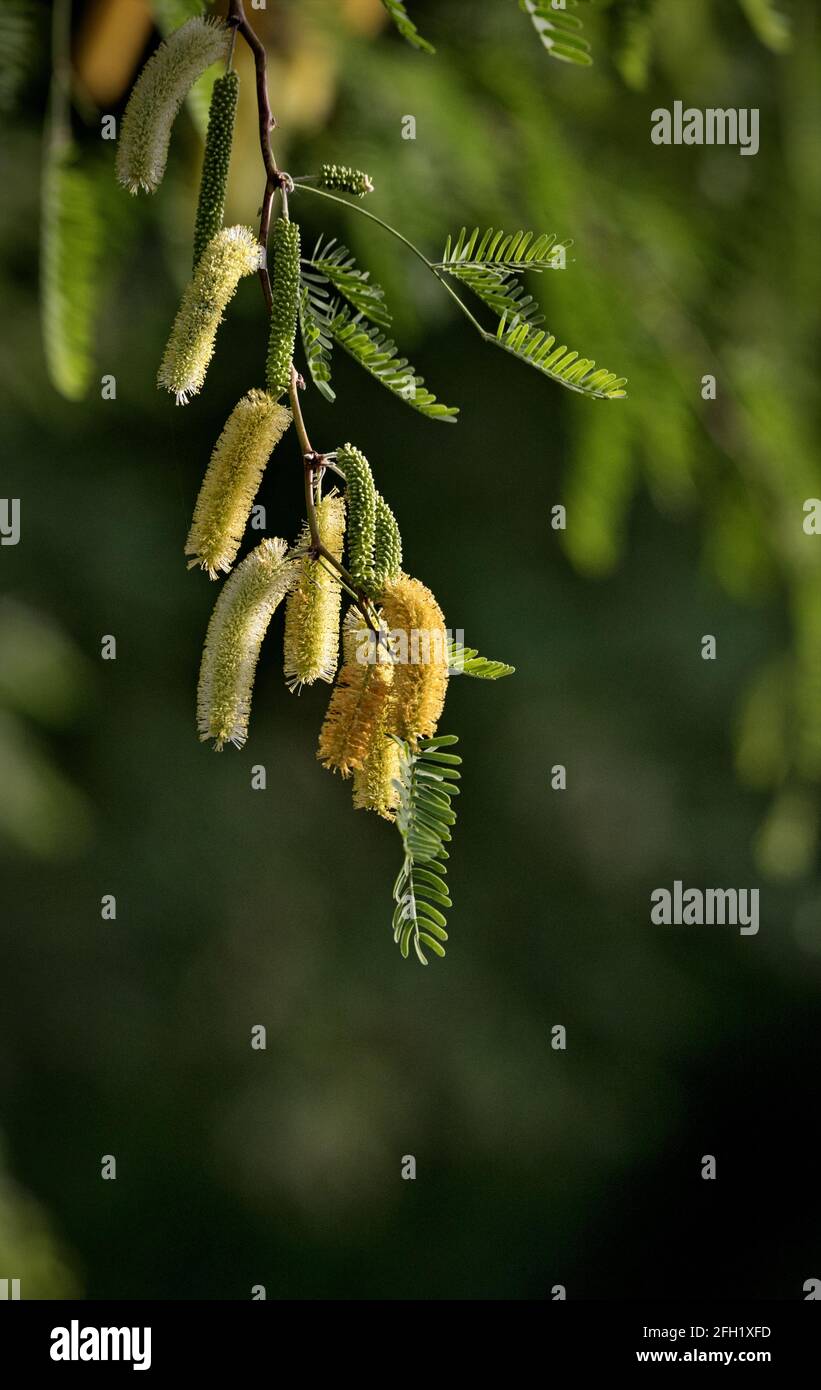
[228, 2, 380, 637]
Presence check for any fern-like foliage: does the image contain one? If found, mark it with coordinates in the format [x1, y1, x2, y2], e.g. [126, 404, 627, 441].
[0, 0, 35, 114]
[494, 313, 627, 399]
[737, 0, 791, 53]
[448, 641, 515, 679]
[441, 226, 570, 274]
[437, 227, 571, 327]
[392, 735, 460, 964]
[304, 236, 392, 328]
[380, 0, 435, 54]
[329, 308, 459, 422]
[520, 0, 593, 67]
[41, 145, 102, 401]
[298, 271, 336, 401]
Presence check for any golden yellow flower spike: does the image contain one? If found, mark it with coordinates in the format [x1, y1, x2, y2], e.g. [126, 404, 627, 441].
[317, 607, 394, 776]
[379, 573, 448, 742]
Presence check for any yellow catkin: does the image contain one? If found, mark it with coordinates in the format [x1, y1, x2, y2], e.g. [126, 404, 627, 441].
[352, 725, 401, 820]
[317, 607, 394, 776]
[197, 538, 297, 750]
[185, 391, 291, 578]
[283, 495, 346, 690]
[379, 573, 449, 742]
[157, 225, 262, 403]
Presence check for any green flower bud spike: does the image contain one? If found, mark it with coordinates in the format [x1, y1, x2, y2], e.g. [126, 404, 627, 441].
[265, 217, 301, 400]
[197, 538, 297, 750]
[336, 443, 377, 589]
[318, 163, 375, 197]
[185, 390, 292, 578]
[116, 17, 230, 195]
[373, 493, 402, 586]
[157, 225, 263, 404]
[192, 70, 240, 269]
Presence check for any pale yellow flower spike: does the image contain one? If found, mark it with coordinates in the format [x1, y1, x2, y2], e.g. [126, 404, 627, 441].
[283, 495, 347, 691]
[116, 17, 231, 195]
[197, 538, 297, 750]
[379, 573, 449, 742]
[185, 391, 292, 579]
[157, 225, 263, 404]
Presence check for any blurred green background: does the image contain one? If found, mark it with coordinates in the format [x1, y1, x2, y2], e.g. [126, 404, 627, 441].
[1, 0, 820, 1299]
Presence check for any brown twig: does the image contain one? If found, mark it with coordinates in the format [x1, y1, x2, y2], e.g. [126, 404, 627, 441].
[226, 0, 286, 309]
[229, 3, 383, 641]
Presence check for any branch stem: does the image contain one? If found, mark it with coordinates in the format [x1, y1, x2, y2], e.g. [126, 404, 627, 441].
[295, 182, 490, 338]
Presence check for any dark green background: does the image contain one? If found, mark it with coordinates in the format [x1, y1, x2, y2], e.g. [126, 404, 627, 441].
[1, 0, 820, 1299]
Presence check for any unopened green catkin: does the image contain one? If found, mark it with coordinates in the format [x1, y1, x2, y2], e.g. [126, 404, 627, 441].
[283, 495, 347, 690]
[336, 443, 376, 588]
[318, 163, 374, 197]
[116, 17, 230, 195]
[185, 390, 292, 578]
[265, 218, 301, 399]
[158, 224, 262, 403]
[192, 70, 239, 268]
[373, 493, 402, 586]
[197, 537, 297, 750]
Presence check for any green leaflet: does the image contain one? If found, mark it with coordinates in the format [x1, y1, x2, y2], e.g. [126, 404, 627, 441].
[330, 307, 459, 423]
[192, 70, 239, 268]
[448, 642, 515, 679]
[392, 735, 461, 964]
[266, 218, 301, 399]
[439, 228, 571, 331]
[336, 444, 377, 589]
[495, 313, 628, 400]
[520, 0, 593, 67]
[442, 226, 571, 273]
[298, 279, 335, 401]
[305, 236, 392, 328]
[379, 0, 434, 54]
[41, 143, 102, 402]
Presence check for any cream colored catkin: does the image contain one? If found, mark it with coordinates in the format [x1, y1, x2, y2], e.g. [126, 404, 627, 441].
[116, 17, 230, 195]
[197, 538, 297, 750]
[185, 390, 292, 578]
[157, 225, 262, 403]
[283, 495, 347, 690]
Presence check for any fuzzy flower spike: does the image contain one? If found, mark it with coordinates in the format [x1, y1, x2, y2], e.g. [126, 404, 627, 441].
[185, 390, 292, 578]
[116, 17, 231, 196]
[157, 225, 263, 404]
[197, 538, 297, 750]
